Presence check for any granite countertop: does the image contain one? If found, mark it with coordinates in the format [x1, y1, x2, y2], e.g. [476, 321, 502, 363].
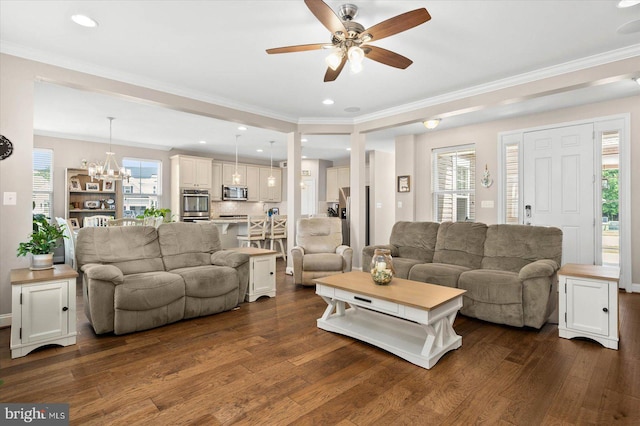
[209, 217, 248, 224]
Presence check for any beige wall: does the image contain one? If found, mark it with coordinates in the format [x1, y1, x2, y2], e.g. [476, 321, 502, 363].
[399, 95, 639, 285]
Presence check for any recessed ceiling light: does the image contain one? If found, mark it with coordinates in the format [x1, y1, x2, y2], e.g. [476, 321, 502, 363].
[322, 99, 334, 105]
[199, 140, 207, 144]
[346, 148, 351, 151]
[301, 138, 308, 142]
[302, 155, 308, 159]
[256, 149, 263, 152]
[617, 0, 640, 8]
[71, 14, 98, 28]
[237, 126, 247, 131]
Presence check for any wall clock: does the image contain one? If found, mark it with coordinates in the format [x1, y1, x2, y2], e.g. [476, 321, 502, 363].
[0, 135, 13, 160]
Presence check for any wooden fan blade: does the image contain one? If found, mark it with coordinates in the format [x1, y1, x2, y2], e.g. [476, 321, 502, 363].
[305, 0, 346, 35]
[266, 43, 328, 54]
[364, 8, 431, 42]
[324, 56, 347, 82]
[364, 45, 413, 69]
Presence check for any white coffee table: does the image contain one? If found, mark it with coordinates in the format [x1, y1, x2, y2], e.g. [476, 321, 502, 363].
[315, 271, 466, 369]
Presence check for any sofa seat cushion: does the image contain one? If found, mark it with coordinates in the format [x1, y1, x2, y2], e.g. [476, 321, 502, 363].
[432, 222, 487, 269]
[115, 271, 185, 311]
[171, 265, 239, 298]
[114, 271, 186, 335]
[392, 258, 425, 279]
[303, 253, 344, 271]
[458, 269, 524, 327]
[408, 263, 470, 288]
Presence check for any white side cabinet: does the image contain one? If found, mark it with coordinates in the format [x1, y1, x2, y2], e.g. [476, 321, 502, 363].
[228, 247, 277, 302]
[11, 265, 79, 358]
[558, 264, 620, 350]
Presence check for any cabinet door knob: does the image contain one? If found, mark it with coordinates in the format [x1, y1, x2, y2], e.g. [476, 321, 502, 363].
[270, 272, 274, 275]
[62, 306, 69, 312]
[603, 307, 608, 313]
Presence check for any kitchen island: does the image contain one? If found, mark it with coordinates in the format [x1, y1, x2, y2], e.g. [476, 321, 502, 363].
[209, 215, 248, 249]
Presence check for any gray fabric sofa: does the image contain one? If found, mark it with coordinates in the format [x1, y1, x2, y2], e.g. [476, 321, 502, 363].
[76, 222, 250, 335]
[363, 221, 562, 329]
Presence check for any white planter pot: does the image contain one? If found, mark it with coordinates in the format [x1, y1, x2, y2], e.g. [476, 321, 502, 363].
[30, 253, 54, 270]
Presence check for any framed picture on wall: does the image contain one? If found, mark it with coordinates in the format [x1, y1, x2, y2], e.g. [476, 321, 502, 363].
[397, 175, 410, 193]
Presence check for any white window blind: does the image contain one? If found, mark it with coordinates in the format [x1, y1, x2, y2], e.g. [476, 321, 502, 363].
[505, 143, 519, 224]
[122, 158, 161, 217]
[433, 145, 476, 222]
[33, 148, 53, 218]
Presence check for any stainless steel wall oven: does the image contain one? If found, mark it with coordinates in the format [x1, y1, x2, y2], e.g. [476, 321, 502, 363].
[181, 189, 210, 220]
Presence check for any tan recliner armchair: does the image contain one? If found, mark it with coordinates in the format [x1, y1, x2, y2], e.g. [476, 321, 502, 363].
[291, 217, 353, 286]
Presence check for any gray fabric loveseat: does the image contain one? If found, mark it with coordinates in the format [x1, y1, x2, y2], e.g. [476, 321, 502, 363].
[363, 221, 562, 329]
[76, 222, 250, 335]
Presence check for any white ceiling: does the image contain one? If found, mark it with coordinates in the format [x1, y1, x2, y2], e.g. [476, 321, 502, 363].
[2, 1, 640, 162]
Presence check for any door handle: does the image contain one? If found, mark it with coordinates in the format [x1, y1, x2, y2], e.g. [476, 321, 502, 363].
[524, 205, 532, 225]
[62, 306, 69, 312]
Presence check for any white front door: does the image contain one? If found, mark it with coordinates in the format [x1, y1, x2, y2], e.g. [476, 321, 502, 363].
[523, 123, 595, 265]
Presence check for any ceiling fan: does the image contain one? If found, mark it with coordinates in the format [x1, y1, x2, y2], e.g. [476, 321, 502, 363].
[266, 0, 431, 82]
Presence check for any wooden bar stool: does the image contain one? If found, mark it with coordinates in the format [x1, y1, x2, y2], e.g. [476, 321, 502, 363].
[237, 215, 268, 248]
[266, 215, 287, 261]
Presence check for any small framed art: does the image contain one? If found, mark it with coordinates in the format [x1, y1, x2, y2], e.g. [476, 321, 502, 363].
[104, 181, 114, 191]
[69, 218, 80, 229]
[69, 178, 81, 191]
[85, 182, 100, 191]
[397, 175, 410, 193]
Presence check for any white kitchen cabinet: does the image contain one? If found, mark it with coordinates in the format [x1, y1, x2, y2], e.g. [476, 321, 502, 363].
[246, 165, 260, 201]
[259, 167, 282, 202]
[326, 166, 349, 202]
[211, 162, 223, 201]
[558, 263, 619, 350]
[171, 155, 212, 189]
[10, 265, 79, 358]
[227, 247, 277, 302]
[222, 163, 247, 186]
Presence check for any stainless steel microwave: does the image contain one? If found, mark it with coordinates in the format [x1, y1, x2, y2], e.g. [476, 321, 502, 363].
[222, 185, 248, 201]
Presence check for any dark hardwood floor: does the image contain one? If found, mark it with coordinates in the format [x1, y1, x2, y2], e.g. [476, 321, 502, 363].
[1, 261, 639, 425]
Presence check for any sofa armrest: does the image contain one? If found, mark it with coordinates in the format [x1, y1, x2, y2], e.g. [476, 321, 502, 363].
[519, 259, 559, 281]
[291, 246, 304, 285]
[336, 245, 353, 272]
[83, 264, 124, 284]
[211, 251, 250, 268]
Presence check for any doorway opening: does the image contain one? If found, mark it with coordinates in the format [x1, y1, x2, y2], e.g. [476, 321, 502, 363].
[600, 130, 619, 267]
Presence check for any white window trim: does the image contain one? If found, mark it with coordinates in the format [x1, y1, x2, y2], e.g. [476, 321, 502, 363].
[432, 144, 476, 222]
[33, 148, 54, 218]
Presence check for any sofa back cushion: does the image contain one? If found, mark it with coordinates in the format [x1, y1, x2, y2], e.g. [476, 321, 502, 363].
[482, 224, 563, 273]
[296, 218, 343, 254]
[433, 222, 487, 269]
[389, 221, 440, 262]
[158, 222, 222, 271]
[76, 226, 164, 274]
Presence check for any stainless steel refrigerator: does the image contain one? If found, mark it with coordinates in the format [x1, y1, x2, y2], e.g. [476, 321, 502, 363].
[339, 187, 350, 246]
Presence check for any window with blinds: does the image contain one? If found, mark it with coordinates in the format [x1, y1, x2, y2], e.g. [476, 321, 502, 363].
[505, 143, 519, 224]
[33, 148, 53, 218]
[432, 145, 476, 222]
[122, 158, 161, 218]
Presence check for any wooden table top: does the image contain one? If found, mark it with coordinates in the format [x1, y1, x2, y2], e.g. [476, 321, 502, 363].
[11, 264, 78, 285]
[558, 263, 619, 282]
[314, 271, 466, 311]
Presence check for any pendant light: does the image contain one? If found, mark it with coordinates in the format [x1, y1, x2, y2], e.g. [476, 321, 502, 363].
[267, 141, 276, 187]
[232, 134, 241, 185]
[88, 117, 131, 183]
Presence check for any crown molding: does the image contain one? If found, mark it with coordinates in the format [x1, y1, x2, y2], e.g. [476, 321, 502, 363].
[350, 43, 640, 124]
[34, 130, 174, 151]
[1, 41, 298, 124]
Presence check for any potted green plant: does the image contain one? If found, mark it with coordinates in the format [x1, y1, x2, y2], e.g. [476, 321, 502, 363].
[17, 215, 66, 270]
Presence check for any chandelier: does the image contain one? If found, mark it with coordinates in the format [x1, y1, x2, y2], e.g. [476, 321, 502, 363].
[267, 141, 276, 187]
[232, 134, 242, 185]
[88, 117, 131, 182]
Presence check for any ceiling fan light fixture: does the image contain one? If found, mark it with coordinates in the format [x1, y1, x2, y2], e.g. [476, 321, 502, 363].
[347, 46, 365, 63]
[325, 50, 343, 71]
[617, 0, 640, 8]
[423, 118, 441, 129]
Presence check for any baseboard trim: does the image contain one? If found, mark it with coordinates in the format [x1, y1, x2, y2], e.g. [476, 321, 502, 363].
[630, 283, 640, 293]
[0, 313, 11, 328]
